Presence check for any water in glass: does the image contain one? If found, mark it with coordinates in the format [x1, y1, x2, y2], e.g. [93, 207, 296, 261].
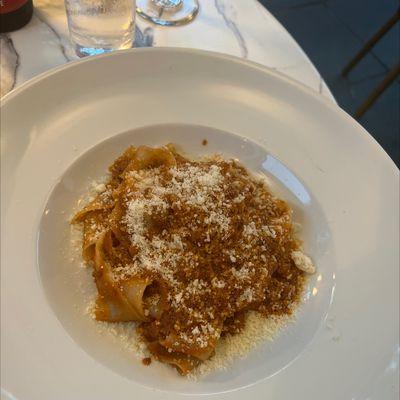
[65, 0, 136, 57]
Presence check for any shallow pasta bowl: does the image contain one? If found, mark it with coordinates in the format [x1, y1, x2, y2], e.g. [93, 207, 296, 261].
[1, 48, 399, 400]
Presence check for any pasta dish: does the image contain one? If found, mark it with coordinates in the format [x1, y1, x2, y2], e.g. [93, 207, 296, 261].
[72, 144, 315, 375]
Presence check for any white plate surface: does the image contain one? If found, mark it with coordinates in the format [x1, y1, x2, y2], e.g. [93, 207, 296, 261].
[1, 48, 399, 400]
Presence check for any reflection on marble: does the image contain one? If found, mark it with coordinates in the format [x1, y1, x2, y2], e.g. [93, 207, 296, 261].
[0, 0, 335, 102]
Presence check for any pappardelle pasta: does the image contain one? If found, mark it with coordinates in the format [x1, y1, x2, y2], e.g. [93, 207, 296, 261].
[72, 144, 315, 375]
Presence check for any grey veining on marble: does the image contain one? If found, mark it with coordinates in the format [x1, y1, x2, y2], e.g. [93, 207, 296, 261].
[0, 0, 335, 103]
[33, 6, 77, 61]
[34, 11, 71, 62]
[214, 0, 248, 59]
[0, 35, 19, 97]
[135, 26, 154, 48]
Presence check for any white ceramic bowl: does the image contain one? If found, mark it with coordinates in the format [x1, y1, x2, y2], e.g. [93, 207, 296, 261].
[1, 48, 398, 400]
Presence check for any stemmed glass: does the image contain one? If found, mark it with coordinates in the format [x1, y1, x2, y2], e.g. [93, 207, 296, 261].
[136, 0, 199, 26]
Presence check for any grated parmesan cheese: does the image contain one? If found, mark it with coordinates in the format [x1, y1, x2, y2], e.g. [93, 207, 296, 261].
[291, 251, 316, 274]
[188, 311, 293, 379]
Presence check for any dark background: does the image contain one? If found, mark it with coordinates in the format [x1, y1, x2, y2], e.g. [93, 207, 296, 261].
[259, 0, 400, 167]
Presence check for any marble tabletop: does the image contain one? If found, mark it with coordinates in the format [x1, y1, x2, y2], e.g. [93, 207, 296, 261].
[0, 0, 334, 101]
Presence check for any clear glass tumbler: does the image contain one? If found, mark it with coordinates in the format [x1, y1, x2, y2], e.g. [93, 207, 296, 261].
[65, 0, 136, 57]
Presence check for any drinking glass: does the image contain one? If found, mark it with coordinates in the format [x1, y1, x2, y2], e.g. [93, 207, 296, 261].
[136, 0, 199, 26]
[65, 0, 136, 57]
